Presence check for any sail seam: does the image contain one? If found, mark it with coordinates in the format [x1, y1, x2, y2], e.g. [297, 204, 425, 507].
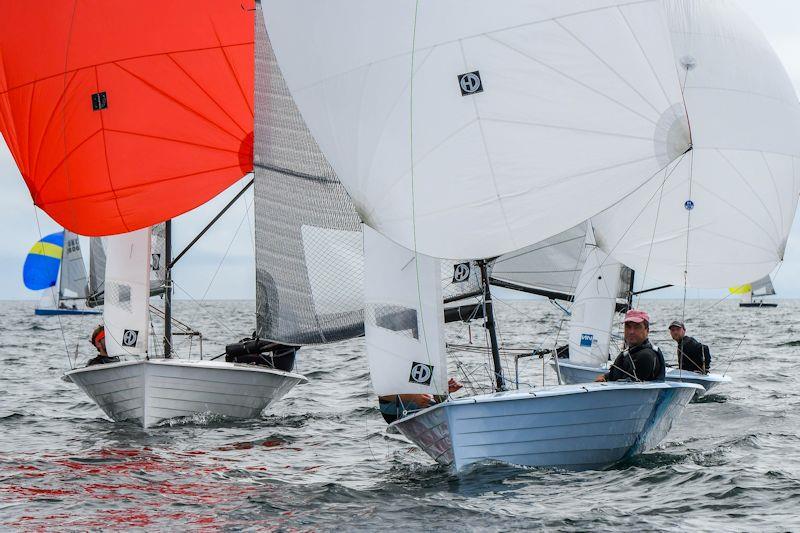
[483, 34, 658, 127]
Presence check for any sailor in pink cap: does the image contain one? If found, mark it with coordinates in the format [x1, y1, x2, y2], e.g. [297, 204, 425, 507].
[595, 309, 665, 382]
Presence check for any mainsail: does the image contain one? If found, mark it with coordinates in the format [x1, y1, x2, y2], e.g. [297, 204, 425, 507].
[0, 1, 255, 236]
[592, 0, 800, 288]
[751, 276, 776, 297]
[253, 12, 364, 345]
[491, 224, 589, 300]
[58, 231, 89, 300]
[264, 0, 690, 259]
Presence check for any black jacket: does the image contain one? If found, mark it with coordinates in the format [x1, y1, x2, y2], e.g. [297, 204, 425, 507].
[677, 336, 711, 373]
[606, 340, 665, 382]
[86, 355, 120, 366]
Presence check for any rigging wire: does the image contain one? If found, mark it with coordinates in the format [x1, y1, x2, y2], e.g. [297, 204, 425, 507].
[199, 195, 254, 303]
[31, 206, 73, 369]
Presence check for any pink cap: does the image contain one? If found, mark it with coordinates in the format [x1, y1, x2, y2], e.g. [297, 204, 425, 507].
[624, 309, 650, 324]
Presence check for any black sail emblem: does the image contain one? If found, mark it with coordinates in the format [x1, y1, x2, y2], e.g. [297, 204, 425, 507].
[122, 329, 139, 347]
[458, 71, 483, 96]
[452, 262, 471, 283]
[409, 362, 434, 386]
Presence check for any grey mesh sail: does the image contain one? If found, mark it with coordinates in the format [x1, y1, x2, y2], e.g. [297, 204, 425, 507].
[254, 14, 363, 345]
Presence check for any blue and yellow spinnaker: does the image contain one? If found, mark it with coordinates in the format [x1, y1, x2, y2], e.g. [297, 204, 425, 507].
[22, 231, 64, 290]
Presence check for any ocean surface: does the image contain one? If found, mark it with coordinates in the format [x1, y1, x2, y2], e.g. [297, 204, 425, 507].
[0, 298, 798, 531]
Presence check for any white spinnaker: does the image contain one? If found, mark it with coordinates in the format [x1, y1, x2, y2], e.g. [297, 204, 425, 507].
[567, 225, 624, 368]
[363, 226, 447, 397]
[592, 0, 800, 288]
[103, 228, 151, 358]
[263, 1, 689, 259]
[59, 231, 88, 299]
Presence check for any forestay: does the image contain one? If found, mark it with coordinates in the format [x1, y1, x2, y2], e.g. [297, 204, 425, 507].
[264, 0, 689, 259]
[567, 224, 627, 367]
[363, 226, 447, 397]
[103, 228, 151, 357]
[592, 0, 800, 288]
[254, 11, 363, 344]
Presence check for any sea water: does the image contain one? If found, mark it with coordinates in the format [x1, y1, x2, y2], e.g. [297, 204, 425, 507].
[0, 299, 798, 531]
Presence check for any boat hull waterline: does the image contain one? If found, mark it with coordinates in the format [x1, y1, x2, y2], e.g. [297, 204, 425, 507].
[552, 360, 730, 397]
[390, 382, 702, 472]
[64, 359, 307, 428]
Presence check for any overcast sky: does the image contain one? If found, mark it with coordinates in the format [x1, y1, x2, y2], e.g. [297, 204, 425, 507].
[2, 1, 800, 301]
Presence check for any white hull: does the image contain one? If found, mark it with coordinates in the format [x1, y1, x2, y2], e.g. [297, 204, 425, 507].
[551, 360, 730, 397]
[64, 359, 307, 428]
[391, 382, 701, 472]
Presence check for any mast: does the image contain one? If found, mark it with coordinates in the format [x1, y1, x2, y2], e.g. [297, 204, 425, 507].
[627, 270, 635, 311]
[163, 219, 172, 358]
[478, 259, 505, 391]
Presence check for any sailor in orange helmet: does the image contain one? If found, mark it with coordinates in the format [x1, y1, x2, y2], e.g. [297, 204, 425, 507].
[86, 325, 119, 367]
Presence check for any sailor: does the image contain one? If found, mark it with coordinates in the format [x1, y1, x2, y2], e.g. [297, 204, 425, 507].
[378, 378, 463, 424]
[86, 325, 120, 366]
[668, 320, 711, 374]
[595, 309, 665, 382]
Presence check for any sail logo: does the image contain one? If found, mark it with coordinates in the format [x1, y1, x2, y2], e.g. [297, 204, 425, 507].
[409, 362, 434, 386]
[453, 262, 471, 283]
[151, 253, 161, 271]
[458, 71, 483, 96]
[580, 334, 594, 347]
[122, 329, 139, 347]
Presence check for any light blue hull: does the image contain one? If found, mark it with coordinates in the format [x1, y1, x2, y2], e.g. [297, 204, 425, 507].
[391, 382, 701, 472]
[552, 360, 730, 397]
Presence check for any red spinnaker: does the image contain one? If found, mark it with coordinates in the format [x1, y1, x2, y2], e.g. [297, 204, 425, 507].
[0, 1, 254, 236]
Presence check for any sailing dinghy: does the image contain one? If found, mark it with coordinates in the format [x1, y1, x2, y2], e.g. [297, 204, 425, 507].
[261, 0, 733, 471]
[529, 223, 730, 397]
[23, 230, 100, 316]
[732, 276, 779, 308]
[63, 225, 307, 428]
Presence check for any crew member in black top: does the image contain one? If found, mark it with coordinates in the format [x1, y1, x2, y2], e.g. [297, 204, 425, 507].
[668, 320, 711, 374]
[595, 309, 665, 382]
[86, 325, 120, 366]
